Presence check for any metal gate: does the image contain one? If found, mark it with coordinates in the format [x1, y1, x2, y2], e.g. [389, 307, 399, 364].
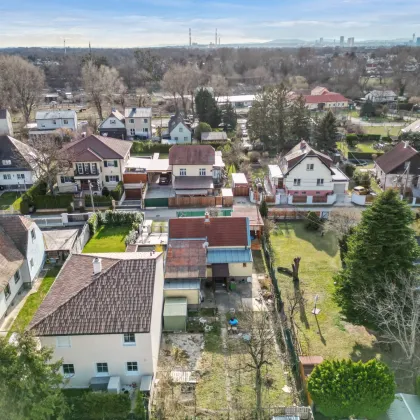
[144, 197, 169, 208]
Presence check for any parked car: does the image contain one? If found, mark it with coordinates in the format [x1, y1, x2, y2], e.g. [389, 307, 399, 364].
[353, 186, 368, 195]
[159, 173, 171, 185]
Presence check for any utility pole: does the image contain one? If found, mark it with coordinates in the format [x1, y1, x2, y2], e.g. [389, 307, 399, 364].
[403, 160, 411, 199]
[88, 180, 95, 212]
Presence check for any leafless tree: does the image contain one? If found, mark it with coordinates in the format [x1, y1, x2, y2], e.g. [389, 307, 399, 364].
[0, 55, 45, 123]
[209, 74, 229, 99]
[82, 60, 126, 120]
[322, 209, 361, 239]
[354, 272, 420, 382]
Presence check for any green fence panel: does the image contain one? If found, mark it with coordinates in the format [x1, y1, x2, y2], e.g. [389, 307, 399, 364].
[144, 198, 169, 208]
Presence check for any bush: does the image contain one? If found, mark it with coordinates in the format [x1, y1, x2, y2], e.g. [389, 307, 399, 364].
[350, 151, 384, 160]
[131, 141, 172, 155]
[249, 151, 260, 163]
[20, 200, 30, 215]
[102, 186, 110, 197]
[353, 170, 371, 189]
[67, 204, 74, 213]
[33, 194, 73, 209]
[87, 213, 98, 235]
[346, 133, 358, 148]
[308, 359, 395, 419]
[195, 122, 212, 140]
[259, 200, 268, 218]
[125, 230, 138, 246]
[305, 211, 321, 231]
[110, 181, 124, 201]
[98, 210, 142, 226]
[78, 392, 130, 420]
[21, 181, 48, 205]
[134, 391, 147, 420]
[85, 194, 112, 206]
[344, 163, 356, 178]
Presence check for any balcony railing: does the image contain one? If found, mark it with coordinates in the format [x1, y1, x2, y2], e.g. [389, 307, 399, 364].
[74, 169, 99, 176]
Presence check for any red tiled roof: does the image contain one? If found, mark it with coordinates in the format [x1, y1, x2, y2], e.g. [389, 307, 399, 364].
[375, 142, 418, 174]
[169, 217, 248, 247]
[304, 93, 348, 104]
[169, 145, 215, 165]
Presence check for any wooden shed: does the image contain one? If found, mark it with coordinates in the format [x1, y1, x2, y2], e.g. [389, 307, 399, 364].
[221, 188, 234, 207]
[231, 173, 249, 196]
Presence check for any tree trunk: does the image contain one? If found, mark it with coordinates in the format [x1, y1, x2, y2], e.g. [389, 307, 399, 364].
[255, 368, 263, 420]
[292, 257, 301, 284]
[94, 97, 103, 120]
[180, 94, 187, 113]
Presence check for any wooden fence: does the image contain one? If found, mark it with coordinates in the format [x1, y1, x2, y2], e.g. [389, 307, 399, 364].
[312, 195, 328, 203]
[292, 195, 307, 203]
[233, 185, 250, 196]
[168, 196, 225, 208]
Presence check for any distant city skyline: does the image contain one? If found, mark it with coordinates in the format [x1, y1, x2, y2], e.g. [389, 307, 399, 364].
[0, 0, 419, 48]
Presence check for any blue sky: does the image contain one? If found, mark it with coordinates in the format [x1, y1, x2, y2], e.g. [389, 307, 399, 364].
[0, 0, 419, 47]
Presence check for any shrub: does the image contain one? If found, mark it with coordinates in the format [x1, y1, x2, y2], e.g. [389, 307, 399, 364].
[87, 212, 98, 235]
[85, 195, 112, 206]
[308, 359, 395, 419]
[79, 206, 85, 213]
[344, 163, 356, 178]
[353, 170, 371, 189]
[102, 186, 110, 197]
[195, 122, 212, 140]
[80, 392, 130, 420]
[110, 181, 124, 201]
[134, 391, 147, 420]
[259, 200, 268, 218]
[20, 199, 30, 215]
[249, 151, 260, 163]
[124, 230, 138, 246]
[67, 204, 74, 213]
[346, 133, 358, 148]
[33, 194, 73, 209]
[305, 211, 321, 231]
[98, 210, 142, 226]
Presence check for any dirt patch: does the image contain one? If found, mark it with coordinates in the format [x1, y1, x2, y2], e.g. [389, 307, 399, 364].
[343, 322, 376, 343]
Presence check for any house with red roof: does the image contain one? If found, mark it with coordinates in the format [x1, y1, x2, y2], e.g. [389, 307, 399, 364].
[304, 93, 349, 110]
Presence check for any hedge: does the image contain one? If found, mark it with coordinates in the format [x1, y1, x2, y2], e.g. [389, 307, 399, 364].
[21, 181, 47, 205]
[84, 195, 112, 206]
[33, 194, 73, 209]
[98, 210, 142, 226]
[131, 141, 229, 155]
[355, 134, 382, 142]
[88, 212, 98, 235]
[349, 151, 384, 160]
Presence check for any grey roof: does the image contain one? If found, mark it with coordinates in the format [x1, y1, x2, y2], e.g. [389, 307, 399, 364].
[174, 176, 214, 189]
[42, 229, 78, 252]
[124, 108, 152, 118]
[367, 90, 397, 97]
[201, 132, 228, 141]
[0, 109, 8, 119]
[378, 393, 420, 420]
[29, 252, 162, 336]
[0, 226, 24, 291]
[0, 215, 34, 255]
[0, 135, 39, 171]
[36, 110, 77, 120]
[168, 114, 191, 133]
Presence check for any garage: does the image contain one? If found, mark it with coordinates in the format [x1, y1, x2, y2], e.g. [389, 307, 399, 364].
[333, 183, 346, 194]
[125, 189, 142, 199]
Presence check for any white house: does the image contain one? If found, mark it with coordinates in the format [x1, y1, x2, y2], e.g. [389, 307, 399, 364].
[125, 108, 152, 140]
[278, 141, 349, 204]
[365, 90, 398, 103]
[0, 135, 39, 190]
[0, 215, 45, 323]
[29, 252, 164, 389]
[98, 110, 127, 140]
[34, 110, 78, 131]
[304, 93, 349, 110]
[57, 134, 132, 194]
[167, 114, 192, 144]
[0, 109, 14, 136]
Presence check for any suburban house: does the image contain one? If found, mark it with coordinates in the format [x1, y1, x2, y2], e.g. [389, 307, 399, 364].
[0, 135, 39, 190]
[29, 251, 164, 390]
[29, 110, 78, 138]
[98, 110, 126, 140]
[310, 86, 330, 96]
[0, 215, 45, 323]
[0, 109, 14, 136]
[57, 134, 131, 193]
[125, 108, 152, 140]
[168, 145, 225, 196]
[304, 93, 349, 110]
[167, 114, 192, 144]
[165, 215, 252, 302]
[271, 141, 348, 204]
[365, 90, 398, 103]
[374, 142, 420, 190]
[201, 132, 228, 143]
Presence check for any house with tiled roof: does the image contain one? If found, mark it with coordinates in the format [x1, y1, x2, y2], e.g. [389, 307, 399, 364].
[125, 107, 152, 140]
[0, 215, 45, 323]
[165, 214, 252, 301]
[56, 134, 132, 193]
[167, 113, 192, 144]
[29, 251, 164, 389]
[304, 93, 349, 110]
[98, 109, 127, 140]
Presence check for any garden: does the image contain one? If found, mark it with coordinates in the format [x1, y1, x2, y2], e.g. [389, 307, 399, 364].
[0, 191, 22, 211]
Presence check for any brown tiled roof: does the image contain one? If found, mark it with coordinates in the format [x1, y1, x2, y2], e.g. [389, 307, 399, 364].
[375, 142, 418, 174]
[29, 252, 162, 336]
[169, 217, 249, 247]
[165, 240, 207, 279]
[73, 148, 103, 162]
[169, 145, 215, 165]
[60, 134, 131, 160]
[0, 135, 39, 171]
[0, 215, 34, 255]
[0, 226, 24, 291]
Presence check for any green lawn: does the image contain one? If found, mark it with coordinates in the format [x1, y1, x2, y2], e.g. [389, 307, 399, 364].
[82, 225, 131, 253]
[364, 125, 402, 137]
[0, 191, 22, 211]
[8, 267, 60, 333]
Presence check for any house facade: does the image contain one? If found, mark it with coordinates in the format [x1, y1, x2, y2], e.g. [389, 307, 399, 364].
[35, 110, 77, 131]
[29, 252, 164, 389]
[0, 135, 39, 190]
[304, 93, 349, 110]
[0, 109, 14, 136]
[0, 215, 45, 322]
[57, 134, 131, 193]
[365, 90, 398, 103]
[99, 110, 127, 140]
[125, 108, 152, 140]
[169, 145, 225, 195]
[168, 114, 192, 144]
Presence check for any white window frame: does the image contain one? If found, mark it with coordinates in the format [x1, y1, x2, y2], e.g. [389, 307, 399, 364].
[306, 164, 314, 171]
[143, 118, 148, 123]
[53, 119, 57, 125]
[110, 119, 116, 125]
[2, 159, 11, 165]
[179, 127, 183, 133]
[64, 119, 69, 125]
[174, 137, 178, 141]
[130, 119, 135, 124]
[126, 361, 139, 375]
[179, 168, 186, 176]
[199, 168, 206, 176]
[123, 333, 136, 346]
[77, 163, 83, 174]
[56, 336, 71, 348]
[130, 128, 135, 135]
[293, 179, 301, 186]
[143, 128, 148, 132]
[3, 174, 11, 180]
[4, 284, 11, 300]
[108, 175, 118, 183]
[14, 270, 20, 284]
[96, 362, 109, 376]
[184, 136, 188, 141]
[62, 364, 75, 378]
[107, 161, 115, 167]
[317, 179, 324, 186]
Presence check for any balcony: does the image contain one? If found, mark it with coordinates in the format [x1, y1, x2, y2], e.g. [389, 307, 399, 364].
[74, 169, 100, 177]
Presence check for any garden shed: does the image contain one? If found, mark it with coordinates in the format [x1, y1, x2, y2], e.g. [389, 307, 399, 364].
[231, 173, 249, 196]
[163, 297, 187, 331]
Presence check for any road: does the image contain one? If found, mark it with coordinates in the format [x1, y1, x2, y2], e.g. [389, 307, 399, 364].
[349, 117, 407, 127]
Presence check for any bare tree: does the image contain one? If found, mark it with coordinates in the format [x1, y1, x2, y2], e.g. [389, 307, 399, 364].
[82, 60, 126, 120]
[0, 55, 45, 123]
[209, 74, 229, 99]
[322, 209, 361, 239]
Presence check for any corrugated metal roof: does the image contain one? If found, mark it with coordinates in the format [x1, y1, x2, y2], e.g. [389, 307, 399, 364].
[207, 248, 253, 264]
[164, 297, 188, 316]
[124, 107, 152, 118]
[232, 172, 248, 184]
[36, 110, 76, 120]
[382, 394, 420, 420]
[164, 280, 201, 290]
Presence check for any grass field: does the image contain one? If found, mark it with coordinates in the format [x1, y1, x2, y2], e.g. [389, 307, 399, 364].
[82, 225, 131, 253]
[8, 267, 60, 333]
[364, 125, 403, 136]
[0, 192, 22, 211]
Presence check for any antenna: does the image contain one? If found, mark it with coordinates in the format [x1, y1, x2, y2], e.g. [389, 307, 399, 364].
[189, 28, 191, 46]
[62, 37, 71, 55]
[215, 28, 218, 46]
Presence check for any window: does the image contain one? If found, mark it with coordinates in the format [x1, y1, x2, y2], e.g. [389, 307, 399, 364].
[17, 174, 25, 180]
[77, 163, 83, 174]
[130, 128, 135, 135]
[306, 164, 314, 171]
[30, 258, 34, 268]
[62, 364, 75, 377]
[91, 163, 97, 174]
[179, 127, 183, 133]
[293, 179, 301, 186]
[243, 263, 247, 268]
[126, 362, 138, 374]
[184, 137, 188, 141]
[110, 119, 116, 125]
[3, 174, 11, 180]
[96, 362, 109, 375]
[174, 137, 178, 141]
[302, 191, 307, 195]
[143, 128, 148, 132]
[199, 168, 206, 176]
[105, 160, 117, 167]
[31, 229, 36, 241]
[53, 119, 57, 125]
[180, 168, 186, 176]
[61, 176, 74, 183]
[130, 118, 134, 124]
[316, 191, 321, 195]
[2, 159, 11, 165]
[56, 336, 71, 348]
[4, 284, 11, 300]
[143, 118, 148, 123]
[317, 179, 324, 186]
[14, 270, 20, 284]
[123, 333, 136, 345]
[83, 163, 90, 173]
[109, 175, 119, 182]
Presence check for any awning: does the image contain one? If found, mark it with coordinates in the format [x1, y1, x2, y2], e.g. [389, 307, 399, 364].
[175, 189, 209, 196]
[212, 263, 230, 278]
[140, 375, 153, 392]
[89, 376, 110, 391]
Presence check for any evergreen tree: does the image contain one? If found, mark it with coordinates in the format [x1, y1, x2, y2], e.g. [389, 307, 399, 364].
[314, 110, 338, 151]
[221, 101, 237, 131]
[335, 189, 420, 321]
[359, 100, 376, 118]
[289, 94, 311, 145]
[267, 83, 290, 152]
[308, 359, 395, 419]
[259, 200, 268, 218]
[195, 88, 221, 128]
[247, 89, 271, 144]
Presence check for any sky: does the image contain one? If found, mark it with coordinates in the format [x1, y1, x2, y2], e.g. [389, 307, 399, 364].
[0, 0, 419, 48]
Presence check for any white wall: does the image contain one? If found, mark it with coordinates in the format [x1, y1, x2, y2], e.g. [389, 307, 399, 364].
[0, 264, 24, 321]
[228, 262, 253, 278]
[40, 333, 155, 388]
[172, 164, 213, 178]
[306, 101, 348, 110]
[36, 117, 77, 131]
[126, 117, 151, 138]
[100, 117, 125, 130]
[0, 170, 36, 187]
[170, 123, 192, 143]
[25, 222, 45, 283]
[0, 112, 13, 135]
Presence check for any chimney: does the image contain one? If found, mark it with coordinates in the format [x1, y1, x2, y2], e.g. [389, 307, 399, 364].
[93, 257, 102, 274]
[204, 212, 210, 224]
[404, 141, 408, 149]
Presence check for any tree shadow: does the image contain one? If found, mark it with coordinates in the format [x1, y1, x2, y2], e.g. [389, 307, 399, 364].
[293, 281, 310, 330]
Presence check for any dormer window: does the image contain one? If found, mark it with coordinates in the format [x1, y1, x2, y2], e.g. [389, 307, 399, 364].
[2, 160, 11, 165]
[110, 119, 116, 125]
